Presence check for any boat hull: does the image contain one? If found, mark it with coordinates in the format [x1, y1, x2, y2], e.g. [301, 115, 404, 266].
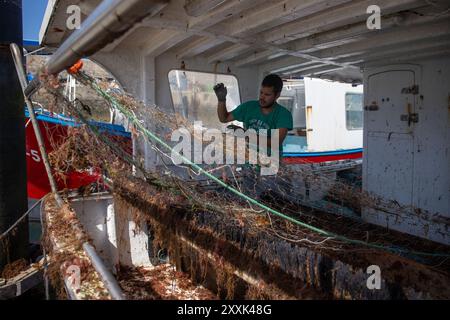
[25, 112, 131, 199]
[283, 149, 363, 164]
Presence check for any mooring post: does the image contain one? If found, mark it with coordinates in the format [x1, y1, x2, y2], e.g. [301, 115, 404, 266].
[0, 0, 29, 272]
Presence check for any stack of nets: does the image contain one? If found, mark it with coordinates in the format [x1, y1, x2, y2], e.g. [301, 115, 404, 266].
[31, 67, 450, 268]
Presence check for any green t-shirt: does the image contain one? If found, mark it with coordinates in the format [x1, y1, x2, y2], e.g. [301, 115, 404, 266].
[231, 100, 293, 133]
[231, 100, 293, 155]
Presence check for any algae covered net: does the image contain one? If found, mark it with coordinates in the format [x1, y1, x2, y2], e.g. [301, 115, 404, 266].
[33, 67, 450, 269]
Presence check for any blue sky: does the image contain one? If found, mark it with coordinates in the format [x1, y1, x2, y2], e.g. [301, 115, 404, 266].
[23, 0, 48, 41]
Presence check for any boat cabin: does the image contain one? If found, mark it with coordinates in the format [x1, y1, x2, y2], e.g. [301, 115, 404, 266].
[37, 0, 450, 245]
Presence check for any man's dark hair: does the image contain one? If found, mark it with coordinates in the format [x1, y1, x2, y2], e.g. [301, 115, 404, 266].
[262, 74, 283, 95]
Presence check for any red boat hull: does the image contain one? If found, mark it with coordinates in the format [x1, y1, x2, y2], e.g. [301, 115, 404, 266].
[283, 150, 363, 164]
[25, 114, 131, 200]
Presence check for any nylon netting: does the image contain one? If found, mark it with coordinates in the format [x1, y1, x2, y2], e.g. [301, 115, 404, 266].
[30, 67, 450, 269]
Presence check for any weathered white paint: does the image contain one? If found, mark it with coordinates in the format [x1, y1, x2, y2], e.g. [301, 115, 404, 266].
[362, 58, 450, 245]
[213, 0, 352, 38]
[314, 20, 450, 60]
[108, 201, 152, 268]
[93, 49, 144, 99]
[71, 194, 119, 272]
[262, 0, 424, 44]
[303, 78, 363, 152]
[70, 193, 154, 271]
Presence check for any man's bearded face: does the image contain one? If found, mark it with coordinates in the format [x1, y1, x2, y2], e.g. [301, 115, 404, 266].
[259, 86, 280, 108]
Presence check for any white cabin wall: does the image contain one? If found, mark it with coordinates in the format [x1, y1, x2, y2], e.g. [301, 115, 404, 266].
[94, 52, 156, 106]
[304, 78, 363, 152]
[141, 55, 156, 106]
[362, 56, 450, 245]
[93, 48, 145, 100]
[412, 57, 450, 217]
[93, 50, 158, 172]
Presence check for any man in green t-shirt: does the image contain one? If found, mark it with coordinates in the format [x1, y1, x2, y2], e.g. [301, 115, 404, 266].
[214, 74, 293, 154]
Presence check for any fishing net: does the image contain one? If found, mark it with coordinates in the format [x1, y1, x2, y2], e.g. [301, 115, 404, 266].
[30, 65, 450, 275]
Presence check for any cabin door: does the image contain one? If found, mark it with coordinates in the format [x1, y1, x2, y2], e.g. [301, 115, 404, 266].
[363, 67, 419, 216]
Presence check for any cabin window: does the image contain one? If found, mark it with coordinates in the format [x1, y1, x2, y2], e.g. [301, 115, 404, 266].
[280, 80, 306, 136]
[345, 92, 363, 130]
[278, 97, 294, 112]
[168, 70, 241, 129]
[27, 56, 125, 126]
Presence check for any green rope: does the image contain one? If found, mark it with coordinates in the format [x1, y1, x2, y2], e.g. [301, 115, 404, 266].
[65, 97, 175, 191]
[76, 71, 450, 258]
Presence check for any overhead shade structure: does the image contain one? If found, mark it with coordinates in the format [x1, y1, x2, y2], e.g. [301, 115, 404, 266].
[184, 0, 226, 17]
[46, 0, 168, 75]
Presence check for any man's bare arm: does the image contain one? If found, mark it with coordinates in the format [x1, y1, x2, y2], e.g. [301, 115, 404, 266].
[263, 128, 289, 149]
[278, 128, 289, 146]
[218, 101, 235, 123]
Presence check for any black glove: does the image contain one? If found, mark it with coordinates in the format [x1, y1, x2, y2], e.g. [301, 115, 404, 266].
[213, 83, 227, 102]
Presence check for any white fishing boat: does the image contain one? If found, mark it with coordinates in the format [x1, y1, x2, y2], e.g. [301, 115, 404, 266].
[1, 0, 449, 301]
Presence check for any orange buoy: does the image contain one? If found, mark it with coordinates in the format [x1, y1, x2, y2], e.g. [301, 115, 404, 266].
[67, 60, 84, 74]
